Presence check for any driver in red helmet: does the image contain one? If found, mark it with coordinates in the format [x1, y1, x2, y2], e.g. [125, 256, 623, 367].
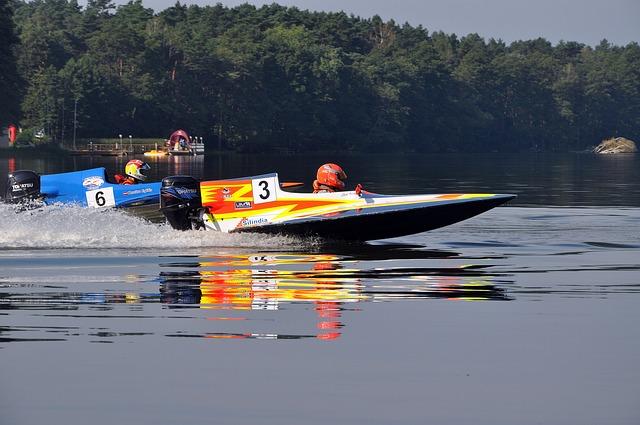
[114, 159, 151, 185]
[313, 163, 347, 193]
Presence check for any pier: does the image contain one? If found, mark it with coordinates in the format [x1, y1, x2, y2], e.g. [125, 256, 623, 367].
[68, 142, 147, 156]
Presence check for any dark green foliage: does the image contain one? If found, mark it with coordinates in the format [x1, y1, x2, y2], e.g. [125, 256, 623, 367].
[0, 0, 21, 122]
[5, 1, 640, 152]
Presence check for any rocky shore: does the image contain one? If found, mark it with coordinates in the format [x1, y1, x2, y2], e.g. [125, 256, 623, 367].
[593, 137, 637, 154]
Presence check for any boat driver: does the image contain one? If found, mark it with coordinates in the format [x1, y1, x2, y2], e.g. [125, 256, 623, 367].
[114, 159, 151, 185]
[313, 163, 347, 193]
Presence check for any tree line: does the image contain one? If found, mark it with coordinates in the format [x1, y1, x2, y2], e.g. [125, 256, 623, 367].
[1, 0, 639, 152]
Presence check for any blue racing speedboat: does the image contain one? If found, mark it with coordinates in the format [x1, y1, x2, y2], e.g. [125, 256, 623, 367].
[5, 167, 162, 219]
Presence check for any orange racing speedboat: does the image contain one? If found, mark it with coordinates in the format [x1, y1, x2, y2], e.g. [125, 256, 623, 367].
[159, 173, 515, 241]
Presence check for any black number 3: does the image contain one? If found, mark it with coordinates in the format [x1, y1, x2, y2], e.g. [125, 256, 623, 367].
[258, 180, 270, 200]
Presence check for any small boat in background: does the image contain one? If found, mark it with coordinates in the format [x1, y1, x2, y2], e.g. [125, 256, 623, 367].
[168, 129, 205, 156]
[143, 147, 169, 157]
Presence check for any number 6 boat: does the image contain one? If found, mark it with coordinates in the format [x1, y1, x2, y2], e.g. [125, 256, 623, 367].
[4, 168, 162, 219]
[160, 173, 516, 241]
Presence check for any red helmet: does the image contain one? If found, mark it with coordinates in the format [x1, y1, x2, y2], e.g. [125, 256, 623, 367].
[316, 163, 347, 191]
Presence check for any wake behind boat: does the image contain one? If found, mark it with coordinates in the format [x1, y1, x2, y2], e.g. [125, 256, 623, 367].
[160, 173, 516, 241]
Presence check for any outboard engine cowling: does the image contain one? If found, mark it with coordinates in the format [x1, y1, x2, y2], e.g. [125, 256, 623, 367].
[5, 170, 41, 203]
[160, 175, 202, 230]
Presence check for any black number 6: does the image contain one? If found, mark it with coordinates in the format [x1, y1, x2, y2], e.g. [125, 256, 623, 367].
[258, 180, 270, 200]
[95, 191, 106, 206]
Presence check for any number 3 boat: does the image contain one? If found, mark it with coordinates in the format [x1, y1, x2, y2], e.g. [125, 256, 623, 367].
[160, 173, 516, 241]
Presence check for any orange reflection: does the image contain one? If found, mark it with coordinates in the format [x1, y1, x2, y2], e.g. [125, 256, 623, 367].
[195, 267, 359, 340]
[159, 252, 508, 341]
[197, 254, 341, 267]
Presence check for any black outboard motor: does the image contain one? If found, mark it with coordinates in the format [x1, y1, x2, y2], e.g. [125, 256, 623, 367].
[5, 170, 41, 203]
[160, 175, 202, 230]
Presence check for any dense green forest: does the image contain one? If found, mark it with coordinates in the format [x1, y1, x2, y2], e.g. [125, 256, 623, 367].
[1, 0, 639, 152]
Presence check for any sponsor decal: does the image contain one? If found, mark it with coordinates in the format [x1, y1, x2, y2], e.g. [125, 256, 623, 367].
[239, 217, 268, 227]
[222, 187, 231, 199]
[164, 186, 197, 199]
[234, 201, 252, 209]
[12, 183, 34, 191]
[175, 187, 197, 195]
[123, 187, 153, 196]
[82, 176, 105, 190]
[337, 192, 355, 198]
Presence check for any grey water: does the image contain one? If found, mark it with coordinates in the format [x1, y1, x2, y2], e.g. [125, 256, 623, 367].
[1, 153, 639, 425]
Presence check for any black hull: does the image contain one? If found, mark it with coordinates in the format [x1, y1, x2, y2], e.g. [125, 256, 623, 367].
[236, 195, 515, 241]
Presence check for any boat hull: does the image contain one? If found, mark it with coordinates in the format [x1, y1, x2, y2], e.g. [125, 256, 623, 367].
[164, 172, 517, 241]
[236, 195, 514, 240]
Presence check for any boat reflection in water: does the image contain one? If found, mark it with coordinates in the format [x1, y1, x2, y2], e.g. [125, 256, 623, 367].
[0, 246, 512, 343]
[158, 249, 510, 340]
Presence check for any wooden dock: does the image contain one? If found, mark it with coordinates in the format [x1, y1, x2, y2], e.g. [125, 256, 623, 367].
[68, 143, 146, 156]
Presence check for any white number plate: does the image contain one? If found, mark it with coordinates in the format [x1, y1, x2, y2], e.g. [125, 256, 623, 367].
[252, 177, 278, 204]
[86, 187, 116, 208]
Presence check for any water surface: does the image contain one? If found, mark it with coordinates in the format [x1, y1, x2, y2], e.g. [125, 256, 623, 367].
[1, 152, 639, 206]
[1, 153, 639, 425]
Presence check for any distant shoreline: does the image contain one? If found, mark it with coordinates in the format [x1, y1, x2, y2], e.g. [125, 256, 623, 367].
[2, 144, 635, 158]
[3, 2, 638, 155]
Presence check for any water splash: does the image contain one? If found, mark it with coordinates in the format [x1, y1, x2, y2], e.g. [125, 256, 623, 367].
[0, 203, 309, 250]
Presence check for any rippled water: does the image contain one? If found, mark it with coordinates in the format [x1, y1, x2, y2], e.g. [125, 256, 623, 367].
[1, 153, 640, 425]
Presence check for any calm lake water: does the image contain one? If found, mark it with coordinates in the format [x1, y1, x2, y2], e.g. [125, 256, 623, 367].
[1, 153, 639, 425]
